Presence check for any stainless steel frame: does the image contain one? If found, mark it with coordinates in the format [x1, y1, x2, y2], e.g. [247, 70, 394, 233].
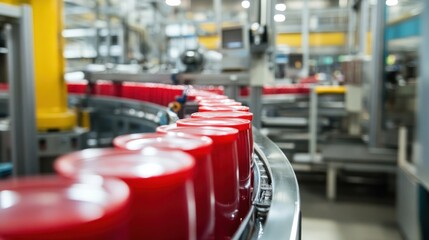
[253, 130, 301, 240]
[2, 3, 38, 176]
[309, 87, 318, 163]
[84, 71, 250, 86]
[368, 0, 385, 148]
[416, 0, 429, 191]
[83, 71, 263, 126]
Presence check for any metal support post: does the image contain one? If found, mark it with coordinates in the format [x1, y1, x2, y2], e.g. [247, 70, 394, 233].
[416, 0, 429, 189]
[106, 0, 113, 63]
[4, 4, 39, 176]
[225, 86, 239, 101]
[250, 86, 263, 129]
[309, 87, 318, 162]
[301, 0, 310, 77]
[368, 0, 384, 148]
[359, 0, 369, 56]
[327, 164, 337, 201]
[347, 2, 356, 53]
[214, 0, 222, 34]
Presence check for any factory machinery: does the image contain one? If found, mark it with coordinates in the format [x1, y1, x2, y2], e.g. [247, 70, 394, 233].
[0, 75, 302, 239]
[0, 0, 300, 239]
[0, 0, 428, 239]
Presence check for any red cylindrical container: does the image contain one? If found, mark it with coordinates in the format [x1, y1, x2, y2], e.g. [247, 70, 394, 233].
[0, 176, 130, 240]
[113, 133, 215, 240]
[162, 126, 240, 239]
[177, 119, 251, 177]
[0, 83, 9, 92]
[135, 83, 151, 102]
[191, 111, 253, 121]
[67, 80, 87, 94]
[156, 124, 177, 134]
[188, 113, 253, 220]
[95, 80, 116, 96]
[191, 111, 253, 151]
[121, 82, 137, 99]
[240, 87, 249, 97]
[195, 95, 228, 101]
[199, 102, 242, 107]
[176, 118, 252, 225]
[198, 105, 250, 112]
[55, 148, 196, 240]
[198, 99, 236, 104]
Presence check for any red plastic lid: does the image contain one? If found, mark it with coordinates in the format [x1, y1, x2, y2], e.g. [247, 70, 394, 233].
[177, 118, 251, 131]
[191, 111, 253, 121]
[195, 95, 228, 101]
[198, 99, 236, 104]
[164, 126, 238, 144]
[55, 148, 195, 188]
[199, 102, 242, 107]
[198, 105, 250, 112]
[113, 133, 212, 158]
[156, 124, 177, 134]
[0, 176, 129, 236]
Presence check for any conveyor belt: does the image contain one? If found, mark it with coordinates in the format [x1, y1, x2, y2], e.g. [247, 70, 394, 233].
[68, 95, 301, 240]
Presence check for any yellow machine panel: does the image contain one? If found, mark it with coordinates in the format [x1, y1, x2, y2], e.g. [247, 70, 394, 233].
[0, 0, 76, 131]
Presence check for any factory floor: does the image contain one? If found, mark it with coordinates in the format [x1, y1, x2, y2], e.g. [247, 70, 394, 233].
[299, 174, 403, 240]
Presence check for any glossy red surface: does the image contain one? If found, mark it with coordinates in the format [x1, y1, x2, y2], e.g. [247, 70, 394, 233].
[195, 95, 228, 101]
[198, 105, 250, 112]
[177, 118, 251, 132]
[157, 126, 238, 144]
[161, 126, 240, 239]
[67, 80, 88, 94]
[0, 176, 130, 240]
[198, 101, 242, 107]
[191, 111, 253, 121]
[121, 82, 137, 99]
[113, 133, 215, 239]
[95, 81, 121, 97]
[55, 148, 196, 240]
[179, 117, 253, 220]
[198, 99, 236, 104]
[155, 124, 177, 134]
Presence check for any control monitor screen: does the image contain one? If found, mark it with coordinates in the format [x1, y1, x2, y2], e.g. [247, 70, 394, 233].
[222, 28, 244, 49]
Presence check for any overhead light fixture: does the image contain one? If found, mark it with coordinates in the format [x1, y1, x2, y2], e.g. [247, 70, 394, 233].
[165, 0, 181, 7]
[241, 0, 250, 9]
[274, 14, 286, 22]
[275, 3, 287, 11]
[385, 0, 398, 6]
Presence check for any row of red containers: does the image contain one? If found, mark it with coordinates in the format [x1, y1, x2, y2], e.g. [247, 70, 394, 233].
[0, 93, 254, 240]
[66, 80, 225, 107]
[0, 81, 309, 98]
[66, 81, 310, 104]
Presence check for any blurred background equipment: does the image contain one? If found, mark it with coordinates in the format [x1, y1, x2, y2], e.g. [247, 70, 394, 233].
[0, 0, 428, 239]
[180, 48, 206, 73]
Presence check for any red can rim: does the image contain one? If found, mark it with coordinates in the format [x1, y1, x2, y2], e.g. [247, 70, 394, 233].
[198, 102, 242, 107]
[156, 124, 177, 134]
[55, 148, 195, 188]
[195, 95, 228, 101]
[198, 105, 250, 112]
[177, 118, 251, 131]
[191, 111, 253, 121]
[198, 99, 236, 104]
[0, 176, 130, 236]
[164, 126, 238, 144]
[113, 133, 212, 158]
